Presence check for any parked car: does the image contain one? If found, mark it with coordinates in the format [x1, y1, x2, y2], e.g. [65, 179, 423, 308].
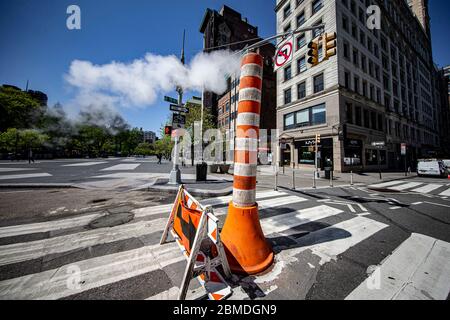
[417, 159, 448, 177]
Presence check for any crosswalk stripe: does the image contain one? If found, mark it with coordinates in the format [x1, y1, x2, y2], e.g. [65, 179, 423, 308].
[62, 162, 108, 167]
[0, 242, 184, 300]
[0, 168, 36, 172]
[261, 205, 343, 235]
[213, 195, 307, 216]
[346, 233, 450, 300]
[280, 216, 388, 265]
[411, 184, 442, 194]
[0, 219, 167, 267]
[389, 182, 423, 191]
[439, 188, 450, 197]
[0, 213, 106, 239]
[100, 164, 140, 171]
[0, 190, 288, 239]
[369, 181, 407, 188]
[0, 173, 52, 180]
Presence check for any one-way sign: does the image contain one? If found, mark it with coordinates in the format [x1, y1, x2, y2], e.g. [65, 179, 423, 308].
[170, 104, 189, 113]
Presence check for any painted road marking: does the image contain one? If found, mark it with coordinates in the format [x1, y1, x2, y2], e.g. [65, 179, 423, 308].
[389, 182, 423, 191]
[0, 190, 289, 239]
[101, 164, 141, 171]
[389, 207, 402, 210]
[261, 205, 343, 235]
[62, 162, 108, 167]
[280, 216, 388, 266]
[0, 219, 168, 266]
[0, 173, 52, 180]
[439, 188, 450, 197]
[369, 181, 407, 188]
[0, 242, 184, 300]
[0, 168, 36, 172]
[411, 202, 423, 206]
[411, 184, 442, 194]
[346, 233, 450, 300]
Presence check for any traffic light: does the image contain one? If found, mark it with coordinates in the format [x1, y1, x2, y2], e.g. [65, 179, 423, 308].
[322, 32, 337, 60]
[316, 133, 321, 145]
[164, 126, 172, 136]
[307, 39, 320, 66]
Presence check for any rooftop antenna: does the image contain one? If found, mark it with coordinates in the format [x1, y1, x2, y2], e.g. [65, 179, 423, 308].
[25, 80, 29, 91]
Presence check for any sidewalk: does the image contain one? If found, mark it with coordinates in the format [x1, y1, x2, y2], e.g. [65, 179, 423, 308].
[254, 165, 415, 191]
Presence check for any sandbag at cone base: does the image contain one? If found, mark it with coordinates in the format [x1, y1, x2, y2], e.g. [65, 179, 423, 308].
[221, 202, 274, 275]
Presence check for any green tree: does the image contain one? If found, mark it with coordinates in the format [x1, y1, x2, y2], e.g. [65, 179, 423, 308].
[134, 142, 154, 157]
[0, 128, 48, 156]
[0, 86, 45, 131]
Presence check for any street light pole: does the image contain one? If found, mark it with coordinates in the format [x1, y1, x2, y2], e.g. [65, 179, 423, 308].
[168, 31, 185, 185]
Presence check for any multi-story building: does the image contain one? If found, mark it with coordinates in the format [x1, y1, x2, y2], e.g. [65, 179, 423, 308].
[438, 66, 450, 157]
[275, 0, 440, 172]
[143, 131, 156, 144]
[201, 5, 277, 162]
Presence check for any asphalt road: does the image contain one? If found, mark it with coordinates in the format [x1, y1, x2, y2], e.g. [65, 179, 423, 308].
[0, 175, 449, 300]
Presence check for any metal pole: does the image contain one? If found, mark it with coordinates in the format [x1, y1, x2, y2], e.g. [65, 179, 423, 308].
[274, 167, 278, 191]
[350, 171, 354, 186]
[330, 170, 333, 187]
[313, 170, 316, 189]
[378, 153, 382, 180]
[404, 155, 407, 177]
[292, 168, 295, 190]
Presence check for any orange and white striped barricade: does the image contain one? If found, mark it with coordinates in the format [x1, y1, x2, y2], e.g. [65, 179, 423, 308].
[160, 185, 232, 300]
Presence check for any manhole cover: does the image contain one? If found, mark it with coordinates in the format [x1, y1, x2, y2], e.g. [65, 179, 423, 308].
[89, 213, 135, 229]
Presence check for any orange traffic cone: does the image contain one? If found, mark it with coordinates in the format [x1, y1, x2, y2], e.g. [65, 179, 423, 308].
[221, 202, 274, 275]
[220, 52, 273, 275]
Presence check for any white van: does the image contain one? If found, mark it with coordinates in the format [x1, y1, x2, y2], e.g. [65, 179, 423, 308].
[417, 159, 448, 177]
[442, 160, 450, 171]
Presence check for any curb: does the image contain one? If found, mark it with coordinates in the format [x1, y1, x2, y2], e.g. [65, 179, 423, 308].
[0, 183, 82, 189]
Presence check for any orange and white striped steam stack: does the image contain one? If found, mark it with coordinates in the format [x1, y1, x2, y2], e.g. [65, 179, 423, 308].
[221, 52, 274, 275]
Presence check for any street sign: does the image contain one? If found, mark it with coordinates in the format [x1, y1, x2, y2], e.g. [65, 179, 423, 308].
[172, 113, 186, 129]
[401, 143, 407, 156]
[371, 141, 385, 148]
[274, 36, 294, 72]
[164, 96, 178, 104]
[170, 104, 189, 113]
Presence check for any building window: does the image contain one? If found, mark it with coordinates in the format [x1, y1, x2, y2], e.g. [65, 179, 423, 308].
[354, 76, 359, 93]
[226, 102, 230, 112]
[378, 114, 383, 131]
[344, 71, 351, 88]
[312, 0, 323, 15]
[297, 56, 307, 74]
[363, 109, 370, 128]
[312, 19, 323, 38]
[284, 113, 295, 129]
[342, 15, 349, 32]
[351, 22, 358, 40]
[297, 11, 306, 27]
[283, 103, 327, 130]
[313, 73, 324, 93]
[346, 103, 353, 124]
[371, 111, 377, 130]
[296, 34, 306, 50]
[343, 41, 350, 59]
[353, 48, 359, 67]
[284, 65, 292, 81]
[355, 106, 362, 126]
[283, 3, 291, 20]
[284, 88, 292, 104]
[297, 81, 306, 99]
[312, 104, 326, 125]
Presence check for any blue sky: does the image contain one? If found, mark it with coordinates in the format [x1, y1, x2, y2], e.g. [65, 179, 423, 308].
[0, 0, 449, 134]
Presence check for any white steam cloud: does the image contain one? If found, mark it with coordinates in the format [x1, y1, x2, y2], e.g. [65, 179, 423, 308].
[65, 50, 241, 108]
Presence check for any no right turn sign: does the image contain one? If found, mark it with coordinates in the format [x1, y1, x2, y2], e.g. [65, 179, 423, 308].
[274, 36, 293, 72]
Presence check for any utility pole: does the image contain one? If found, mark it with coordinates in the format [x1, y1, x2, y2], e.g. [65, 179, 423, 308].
[168, 30, 185, 185]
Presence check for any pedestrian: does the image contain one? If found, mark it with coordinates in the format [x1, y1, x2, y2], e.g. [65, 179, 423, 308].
[28, 148, 35, 164]
[157, 153, 162, 164]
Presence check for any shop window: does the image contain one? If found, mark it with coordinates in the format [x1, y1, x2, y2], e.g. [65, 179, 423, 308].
[312, 104, 326, 125]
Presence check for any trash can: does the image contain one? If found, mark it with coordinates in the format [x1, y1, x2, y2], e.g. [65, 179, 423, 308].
[324, 167, 332, 180]
[196, 163, 207, 182]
